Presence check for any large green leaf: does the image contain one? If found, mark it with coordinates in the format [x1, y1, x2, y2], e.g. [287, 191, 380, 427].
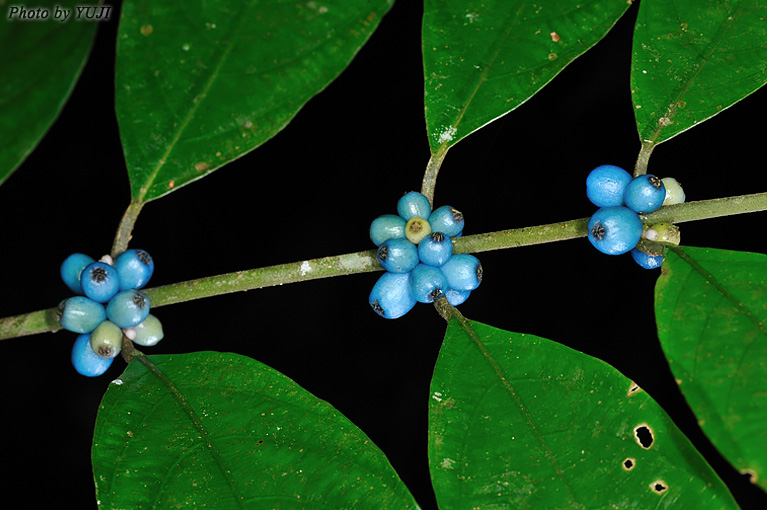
[0, 0, 98, 186]
[93, 351, 420, 509]
[117, 0, 393, 202]
[422, 0, 631, 155]
[631, 0, 767, 147]
[430, 316, 738, 509]
[655, 246, 767, 491]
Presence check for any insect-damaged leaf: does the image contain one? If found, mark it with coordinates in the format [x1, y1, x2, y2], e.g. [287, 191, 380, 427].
[655, 246, 767, 491]
[429, 316, 738, 509]
[92, 351, 420, 509]
[116, 0, 393, 202]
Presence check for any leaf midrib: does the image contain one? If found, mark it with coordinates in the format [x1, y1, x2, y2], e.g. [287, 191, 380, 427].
[134, 1, 255, 203]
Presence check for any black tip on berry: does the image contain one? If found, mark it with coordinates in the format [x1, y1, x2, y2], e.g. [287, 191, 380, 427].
[476, 262, 483, 283]
[649, 176, 663, 189]
[429, 289, 445, 301]
[430, 232, 445, 242]
[370, 299, 385, 317]
[56, 300, 67, 321]
[91, 266, 107, 283]
[133, 292, 148, 309]
[137, 250, 152, 266]
[591, 222, 606, 241]
[451, 208, 464, 222]
[377, 244, 389, 262]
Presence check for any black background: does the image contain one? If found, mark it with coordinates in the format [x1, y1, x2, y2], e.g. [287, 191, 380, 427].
[1, 1, 766, 508]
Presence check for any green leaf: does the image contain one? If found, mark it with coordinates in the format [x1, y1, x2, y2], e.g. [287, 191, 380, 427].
[631, 0, 767, 147]
[422, 0, 631, 154]
[429, 315, 738, 509]
[0, 0, 98, 186]
[655, 246, 767, 490]
[117, 0, 393, 203]
[93, 351, 420, 509]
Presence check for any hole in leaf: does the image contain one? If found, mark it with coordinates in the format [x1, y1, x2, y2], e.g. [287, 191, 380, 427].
[622, 458, 636, 471]
[740, 468, 758, 484]
[650, 480, 668, 494]
[627, 382, 642, 397]
[633, 423, 654, 449]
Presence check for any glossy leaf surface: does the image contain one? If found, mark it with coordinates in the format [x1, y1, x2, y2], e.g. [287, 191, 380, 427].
[422, 0, 631, 154]
[655, 246, 767, 491]
[0, 0, 98, 186]
[632, 0, 767, 146]
[117, 0, 393, 202]
[93, 351, 420, 509]
[429, 316, 738, 509]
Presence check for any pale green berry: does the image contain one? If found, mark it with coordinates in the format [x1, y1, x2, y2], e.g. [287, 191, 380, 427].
[405, 216, 431, 244]
[661, 177, 685, 205]
[131, 314, 165, 347]
[90, 320, 123, 359]
[649, 222, 681, 245]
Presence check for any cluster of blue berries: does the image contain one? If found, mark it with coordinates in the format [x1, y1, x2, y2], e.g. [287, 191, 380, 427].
[368, 192, 482, 319]
[57, 249, 163, 377]
[585, 165, 684, 268]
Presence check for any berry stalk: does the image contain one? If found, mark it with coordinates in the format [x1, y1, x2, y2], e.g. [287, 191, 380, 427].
[1, 192, 766, 341]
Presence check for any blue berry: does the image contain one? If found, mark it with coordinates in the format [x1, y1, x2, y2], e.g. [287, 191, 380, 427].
[71, 333, 114, 377]
[587, 206, 643, 255]
[89, 320, 123, 359]
[106, 289, 150, 328]
[445, 288, 471, 306]
[631, 248, 664, 269]
[370, 214, 406, 246]
[428, 206, 464, 238]
[409, 263, 449, 303]
[81, 262, 121, 303]
[623, 175, 666, 213]
[418, 232, 453, 267]
[440, 254, 483, 291]
[130, 314, 164, 347]
[397, 191, 431, 221]
[114, 249, 154, 290]
[369, 272, 416, 319]
[57, 296, 106, 333]
[377, 238, 419, 273]
[586, 165, 633, 207]
[60, 253, 95, 294]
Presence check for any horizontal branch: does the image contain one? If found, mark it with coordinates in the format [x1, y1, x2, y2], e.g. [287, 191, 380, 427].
[2, 192, 765, 341]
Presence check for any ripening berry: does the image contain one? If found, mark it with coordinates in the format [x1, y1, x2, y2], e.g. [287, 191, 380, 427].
[60, 253, 95, 294]
[586, 165, 633, 207]
[587, 206, 643, 255]
[106, 289, 150, 329]
[370, 214, 406, 246]
[397, 191, 432, 221]
[369, 272, 417, 319]
[57, 296, 106, 334]
[428, 206, 464, 238]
